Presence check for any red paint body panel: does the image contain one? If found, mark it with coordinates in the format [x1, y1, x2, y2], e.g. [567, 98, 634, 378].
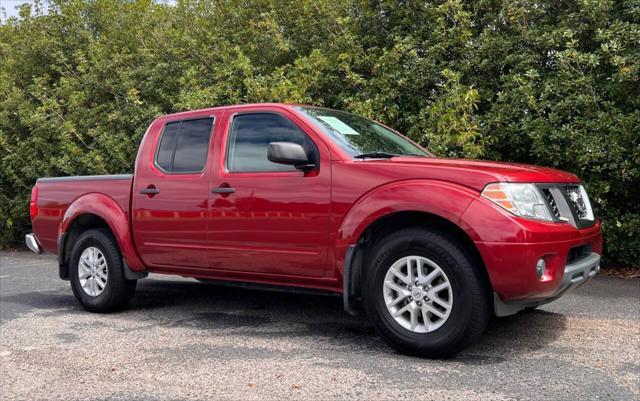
[131, 113, 216, 269]
[205, 107, 333, 277]
[32, 177, 145, 270]
[461, 196, 602, 300]
[29, 103, 602, 302]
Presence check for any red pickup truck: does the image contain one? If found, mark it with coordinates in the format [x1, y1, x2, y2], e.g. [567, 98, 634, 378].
[26, 103, 602, 357]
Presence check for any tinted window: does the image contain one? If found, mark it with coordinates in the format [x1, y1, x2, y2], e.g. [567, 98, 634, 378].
[155, 118, 213, 173]
[227, 113, 317, 172]
[156, 122, 180, 171]
[173, 118, 213, 172]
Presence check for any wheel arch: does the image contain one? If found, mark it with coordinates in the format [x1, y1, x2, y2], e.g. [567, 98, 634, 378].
[58, 193, 145, 279]
[338, 180, 492, 314]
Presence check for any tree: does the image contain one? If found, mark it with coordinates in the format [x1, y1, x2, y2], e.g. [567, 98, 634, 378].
[1, 0, 638, 266]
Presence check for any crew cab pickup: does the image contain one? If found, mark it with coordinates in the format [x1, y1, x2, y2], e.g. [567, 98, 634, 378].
[26, 103, 602, 357]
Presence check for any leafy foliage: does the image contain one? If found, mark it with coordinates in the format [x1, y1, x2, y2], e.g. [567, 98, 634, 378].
[1, 0, 638, 266]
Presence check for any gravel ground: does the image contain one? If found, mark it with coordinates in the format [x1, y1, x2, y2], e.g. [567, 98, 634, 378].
[1, 250, 639, 401]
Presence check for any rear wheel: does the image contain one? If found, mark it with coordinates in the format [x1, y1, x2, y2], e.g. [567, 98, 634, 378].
[70, 228, 137, 312]
[363, 227, 490, 358]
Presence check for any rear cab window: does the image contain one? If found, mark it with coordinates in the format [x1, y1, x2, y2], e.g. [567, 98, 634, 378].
[155, 118, 214, 174]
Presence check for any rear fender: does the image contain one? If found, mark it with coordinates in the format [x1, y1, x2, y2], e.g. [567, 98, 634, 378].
[59, 193, 145, 274]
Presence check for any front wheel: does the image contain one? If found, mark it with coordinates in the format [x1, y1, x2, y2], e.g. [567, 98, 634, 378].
[69, 228, 137, 312]
[363, 228, 490, 358]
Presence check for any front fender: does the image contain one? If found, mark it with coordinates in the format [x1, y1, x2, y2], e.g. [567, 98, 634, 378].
[335, 179, 482, 277]
[60, 193, 145, 271]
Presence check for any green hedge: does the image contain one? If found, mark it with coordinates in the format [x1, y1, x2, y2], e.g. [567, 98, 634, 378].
[1, 0, 638, 267]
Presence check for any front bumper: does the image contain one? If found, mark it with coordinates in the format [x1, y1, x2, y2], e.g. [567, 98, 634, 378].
[25, 233, 42, 254]
[494, 252, 600, 316]
[462, 194, 603, 316]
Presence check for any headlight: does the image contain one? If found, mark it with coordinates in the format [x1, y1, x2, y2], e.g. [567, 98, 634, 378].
[481, 183, 553, 221]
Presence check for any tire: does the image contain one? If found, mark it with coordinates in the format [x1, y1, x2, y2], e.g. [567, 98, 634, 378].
[69, 228, 137, 313]
[362, 227, 490, 358]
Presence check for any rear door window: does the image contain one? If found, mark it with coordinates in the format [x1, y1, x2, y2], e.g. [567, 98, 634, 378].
[155, 118, 214, 173]
[155, 122, 181, 172]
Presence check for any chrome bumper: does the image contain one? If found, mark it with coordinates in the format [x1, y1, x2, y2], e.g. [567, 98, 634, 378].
[25, 233, 42, 254]
[494, 252, 601, 317]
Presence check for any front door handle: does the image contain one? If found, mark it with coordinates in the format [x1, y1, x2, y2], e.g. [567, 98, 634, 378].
[212, 187, 236, 194]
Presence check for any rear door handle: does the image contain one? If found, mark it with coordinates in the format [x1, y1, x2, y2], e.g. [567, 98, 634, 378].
[140, 187, 160, 195]
[212, 187, 235, 194]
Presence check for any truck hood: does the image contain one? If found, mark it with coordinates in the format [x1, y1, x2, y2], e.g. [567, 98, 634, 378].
[360, 157, 580, 191]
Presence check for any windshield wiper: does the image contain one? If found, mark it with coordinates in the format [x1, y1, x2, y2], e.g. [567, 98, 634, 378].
[354, 152, 398, 159]
[402, 153, 428, 158]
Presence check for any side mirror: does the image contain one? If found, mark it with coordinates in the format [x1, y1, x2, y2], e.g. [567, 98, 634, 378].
[267, 142, 316, 171]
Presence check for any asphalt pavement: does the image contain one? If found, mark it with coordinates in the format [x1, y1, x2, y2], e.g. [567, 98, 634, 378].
[1, 250, 638, 400]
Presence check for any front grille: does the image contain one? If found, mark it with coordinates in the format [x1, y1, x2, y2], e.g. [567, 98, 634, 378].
[537, 184, 595, 228]
[542, 188, 561, 219]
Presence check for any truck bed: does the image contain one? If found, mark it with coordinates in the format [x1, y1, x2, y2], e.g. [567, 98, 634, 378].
[32, 174, 133, 253]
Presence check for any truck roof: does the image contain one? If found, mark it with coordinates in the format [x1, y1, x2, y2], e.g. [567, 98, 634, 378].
[159, 103, 306, 120]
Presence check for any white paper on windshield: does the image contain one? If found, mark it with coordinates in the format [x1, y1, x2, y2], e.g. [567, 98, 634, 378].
[318, 116, 360, 136]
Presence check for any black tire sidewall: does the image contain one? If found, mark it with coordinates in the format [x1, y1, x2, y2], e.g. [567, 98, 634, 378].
[69, 229, 127, 312]
[364, 229, 485, 356]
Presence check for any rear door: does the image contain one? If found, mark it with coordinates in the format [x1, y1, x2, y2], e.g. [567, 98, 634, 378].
[208, 108, 332, 277]
[132, 116, 216, 268]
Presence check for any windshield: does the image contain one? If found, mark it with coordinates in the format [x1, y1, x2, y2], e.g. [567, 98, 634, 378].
[296, 107, 429, 158]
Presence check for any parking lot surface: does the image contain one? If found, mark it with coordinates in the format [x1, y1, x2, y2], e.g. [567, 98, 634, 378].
[1, 250, 639, 400]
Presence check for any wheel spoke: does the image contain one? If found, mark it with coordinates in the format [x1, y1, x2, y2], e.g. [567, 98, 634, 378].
[84, 278, 92, 294]
[422, 303, 446, 319]
[79, 262, 91, 277]
[416, 258, 425, 280]
[409, 306, 418, 331]
[421, 307, 431, 330]
[387, 295, 406, 308]
[81, 256, 91, 269]
[385, 283, 408, 307]
[393, 303, 412, 317]
[422, 267, 441, 285]
[98, 270, 108, 281]
[431, 295, 451, 309]
[405, 258, 414, 283]
[390, 268, 409, 285]
[384, 280, 407, 294]
[431, 282, 450, 293]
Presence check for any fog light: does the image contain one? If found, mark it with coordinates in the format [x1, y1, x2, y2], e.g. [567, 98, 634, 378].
[536, 258, 546, 279]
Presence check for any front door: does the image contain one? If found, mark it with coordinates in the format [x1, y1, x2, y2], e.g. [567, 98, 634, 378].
[208, 110, 331, 277]
[132, 116, 215, 268]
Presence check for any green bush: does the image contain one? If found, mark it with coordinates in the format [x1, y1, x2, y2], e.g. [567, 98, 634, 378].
[1, 0, 638, 267]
